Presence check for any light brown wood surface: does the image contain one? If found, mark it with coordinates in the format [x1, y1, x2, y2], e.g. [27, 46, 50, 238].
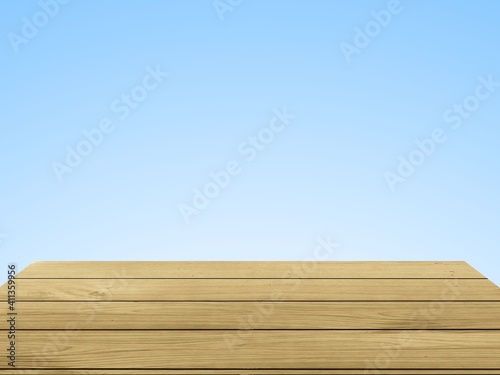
[4, 301, 500, 329]
[16, 261, 486, 278]
[0, 261, 499, 374]
[8, 278, 499, 301]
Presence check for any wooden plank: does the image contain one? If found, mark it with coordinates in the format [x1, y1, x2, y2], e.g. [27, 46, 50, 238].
[1, 301, 499, 330]
[3, 330, 500, 369]
[3, 278, 498, 302]
[15, 261, 486, 279]
[1, 261, 498, 374]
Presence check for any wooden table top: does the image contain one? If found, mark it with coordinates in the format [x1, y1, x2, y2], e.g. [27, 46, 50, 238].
[1, 261, 499, 374]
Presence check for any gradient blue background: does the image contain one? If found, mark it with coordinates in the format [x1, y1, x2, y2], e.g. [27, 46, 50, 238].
[1, 0, 499, 285]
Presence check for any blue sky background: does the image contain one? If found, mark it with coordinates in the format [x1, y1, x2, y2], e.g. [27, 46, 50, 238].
[1, 0, 499, 285]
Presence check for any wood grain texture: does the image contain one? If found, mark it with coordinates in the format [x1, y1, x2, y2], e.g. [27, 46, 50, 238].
[3, 278, 499, 301]
[15, 261, 487, 279]
[2, 330, 500, 369]
[0, 261, 499, 374]
[2, 301, 499, 329]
